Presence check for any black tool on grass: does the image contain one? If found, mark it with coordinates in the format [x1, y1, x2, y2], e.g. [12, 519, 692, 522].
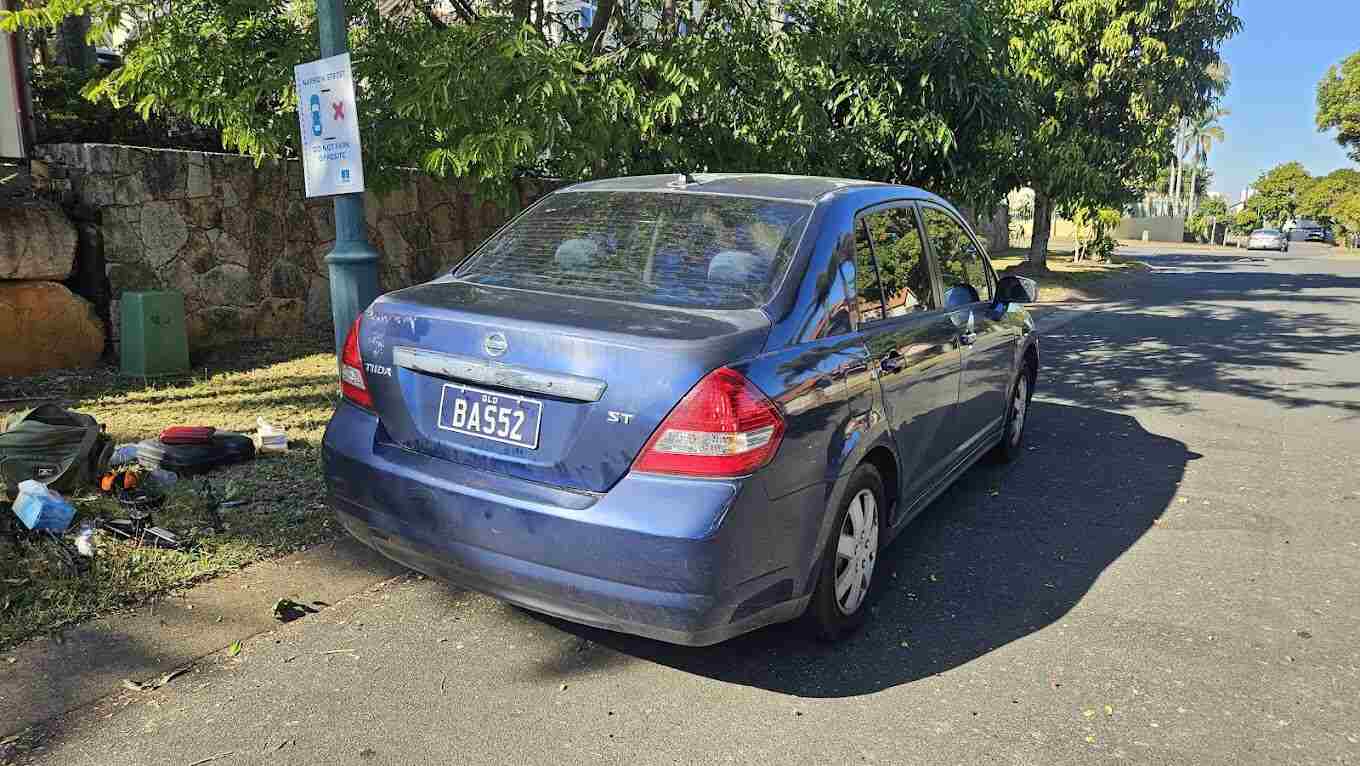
[101, 486, 180, 549]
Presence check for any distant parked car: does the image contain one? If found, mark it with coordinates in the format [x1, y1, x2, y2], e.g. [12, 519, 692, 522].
[323, 174, 1041, 645]
[1247, 228, 1289, 252]
[1289, 220, 1329, 243]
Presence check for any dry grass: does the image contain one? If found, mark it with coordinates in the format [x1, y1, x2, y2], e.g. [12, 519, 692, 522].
[992, 246, 1151, 302]
[0, 335, 344, 650]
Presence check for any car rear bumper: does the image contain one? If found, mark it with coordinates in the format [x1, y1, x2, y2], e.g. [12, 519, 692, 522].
[322, 402, 813, 646]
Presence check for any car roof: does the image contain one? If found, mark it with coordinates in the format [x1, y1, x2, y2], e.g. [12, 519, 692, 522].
[558, 173, 932, 204]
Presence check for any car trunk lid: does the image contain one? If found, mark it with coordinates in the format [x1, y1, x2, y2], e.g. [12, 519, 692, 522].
[357, 280, 771, 493]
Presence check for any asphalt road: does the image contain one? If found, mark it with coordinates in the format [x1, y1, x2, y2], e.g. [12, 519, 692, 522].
[17, 243, 1360, 765]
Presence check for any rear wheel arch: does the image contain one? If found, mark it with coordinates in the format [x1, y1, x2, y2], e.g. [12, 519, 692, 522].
[861, 445, 900, 525]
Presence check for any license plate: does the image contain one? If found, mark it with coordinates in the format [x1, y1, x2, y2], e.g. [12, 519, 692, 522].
[436, 383, 543, 449]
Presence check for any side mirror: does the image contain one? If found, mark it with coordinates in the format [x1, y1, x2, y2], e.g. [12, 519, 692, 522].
[996, 275, 1038, 304]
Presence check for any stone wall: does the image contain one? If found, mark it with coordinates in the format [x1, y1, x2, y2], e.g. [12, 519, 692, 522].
[34, 143, 543, 348]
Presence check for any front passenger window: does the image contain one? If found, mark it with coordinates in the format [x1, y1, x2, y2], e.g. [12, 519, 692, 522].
[923, 207, 991, 306]
[865, 207, 936, 315]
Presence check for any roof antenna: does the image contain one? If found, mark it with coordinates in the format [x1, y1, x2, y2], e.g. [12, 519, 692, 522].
[682, 171, 697, 185]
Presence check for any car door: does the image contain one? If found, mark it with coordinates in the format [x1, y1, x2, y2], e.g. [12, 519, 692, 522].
[850, 203, 962, 515]
[919, 204, 1018, 457]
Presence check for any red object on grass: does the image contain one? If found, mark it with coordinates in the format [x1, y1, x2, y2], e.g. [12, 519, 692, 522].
[159, 426, 217, 445]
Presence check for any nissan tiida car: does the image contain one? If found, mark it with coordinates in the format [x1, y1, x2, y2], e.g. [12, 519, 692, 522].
[323, 174, 1039, 646]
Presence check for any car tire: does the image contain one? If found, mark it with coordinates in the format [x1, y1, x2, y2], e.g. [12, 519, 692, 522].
[807, 464, 885, 642]
[991, 364, 1034, 464]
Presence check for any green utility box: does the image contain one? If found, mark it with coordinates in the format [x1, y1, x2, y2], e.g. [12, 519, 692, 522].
[120, 291, 190, 377]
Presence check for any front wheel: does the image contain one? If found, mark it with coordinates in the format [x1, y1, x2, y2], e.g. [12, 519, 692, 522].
[807, 465, 884, 641]
[991, 368, 1032, 463]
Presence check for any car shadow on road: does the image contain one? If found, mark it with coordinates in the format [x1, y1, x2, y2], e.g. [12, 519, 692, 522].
[521, 400, 1197, 697]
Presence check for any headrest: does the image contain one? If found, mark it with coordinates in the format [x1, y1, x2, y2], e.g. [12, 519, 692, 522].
[707, 250, 765, 284]
[554, 239, 599, 270]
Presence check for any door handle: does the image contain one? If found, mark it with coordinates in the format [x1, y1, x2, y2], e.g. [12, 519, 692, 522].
[880, 352, 905, 374]
[959, 332, 977, 347]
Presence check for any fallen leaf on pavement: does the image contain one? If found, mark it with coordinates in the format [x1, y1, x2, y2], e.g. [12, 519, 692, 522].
[227, 641, 243, 657]
[121, 664, 192, 692]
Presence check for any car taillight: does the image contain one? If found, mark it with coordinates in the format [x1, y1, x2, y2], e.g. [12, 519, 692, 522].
[339, 315, 373, 409]
[633, 367, 785, 478]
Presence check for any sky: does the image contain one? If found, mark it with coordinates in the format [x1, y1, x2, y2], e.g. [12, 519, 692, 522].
[1210, 1, 1359, 199]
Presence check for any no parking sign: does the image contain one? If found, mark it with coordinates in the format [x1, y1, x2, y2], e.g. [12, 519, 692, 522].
[294, 52, 365, 197]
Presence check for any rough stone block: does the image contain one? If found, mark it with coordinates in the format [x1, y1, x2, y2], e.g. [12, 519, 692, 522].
[143, 150, 189, 198]
[305, 274, 331, 327]
[186, 156, 212, 198]
[0, 203, 79, 280]
[113, 172, 149, 206]
[0, 282, 105, 376]
[140, 201, 190, 269]
[187, 306, 250, 348]
[254, 298, 306, 339]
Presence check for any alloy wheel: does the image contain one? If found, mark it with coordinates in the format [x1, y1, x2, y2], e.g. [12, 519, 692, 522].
[1009, 376, 1029, 447]
[835, 489, 879, 615]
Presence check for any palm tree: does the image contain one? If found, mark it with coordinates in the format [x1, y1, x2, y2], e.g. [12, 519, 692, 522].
[1185, 108, 1228, 214]
[1169, 61, 1231, 217]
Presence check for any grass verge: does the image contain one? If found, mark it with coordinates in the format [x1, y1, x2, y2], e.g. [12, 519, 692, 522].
[992, 246, 1151, 302]
[0, 335, 343, 650]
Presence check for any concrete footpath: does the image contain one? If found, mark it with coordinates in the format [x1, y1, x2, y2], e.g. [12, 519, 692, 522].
[0, 540, 406, 739]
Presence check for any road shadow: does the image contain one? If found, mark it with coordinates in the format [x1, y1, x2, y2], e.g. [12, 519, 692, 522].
[1038, 266, 1360, 416]
[519, 399, 1196, 697]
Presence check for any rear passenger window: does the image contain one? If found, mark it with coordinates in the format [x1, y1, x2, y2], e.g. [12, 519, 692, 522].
[853, 219, 885, 323]
[922, 207, 991, 306]
[863, 207, 936, 315]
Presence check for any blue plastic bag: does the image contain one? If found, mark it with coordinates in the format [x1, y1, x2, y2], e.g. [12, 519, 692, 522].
[12, 480, 76, 531]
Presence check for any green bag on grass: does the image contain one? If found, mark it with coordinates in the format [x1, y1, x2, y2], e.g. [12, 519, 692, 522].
[0, 403, 113, 500]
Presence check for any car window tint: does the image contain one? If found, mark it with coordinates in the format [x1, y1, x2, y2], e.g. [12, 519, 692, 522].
[862, 207, 936, 315]
[455, 191, 812, 309]
[853, 218, 886, 324]
[922, 207, 990, 306]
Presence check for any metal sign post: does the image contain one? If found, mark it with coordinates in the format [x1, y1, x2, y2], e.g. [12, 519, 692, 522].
[302, 0, 380, 354]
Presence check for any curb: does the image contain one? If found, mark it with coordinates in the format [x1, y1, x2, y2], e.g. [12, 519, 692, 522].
[1030, 300, 1125, 335]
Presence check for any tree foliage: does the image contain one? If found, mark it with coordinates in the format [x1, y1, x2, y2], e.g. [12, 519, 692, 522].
[1297, 168, 1360, 224]
[1246, 161, 1311, 226]
[1186, 194, 1227, 241]
[1, 0, 1025, 205]
[1, 0, 1240, 249]
[1005, 0, 1241, 265]
[1317, 49, 1360, 163]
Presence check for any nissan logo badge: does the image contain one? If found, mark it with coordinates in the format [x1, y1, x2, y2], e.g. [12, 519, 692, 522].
[484, 332, 508, 357]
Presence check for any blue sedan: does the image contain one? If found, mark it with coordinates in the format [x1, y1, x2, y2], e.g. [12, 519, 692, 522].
[323, 174, 1039, 645]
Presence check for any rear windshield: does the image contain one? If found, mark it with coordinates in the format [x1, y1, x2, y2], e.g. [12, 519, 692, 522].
[453, 191, 813, 309]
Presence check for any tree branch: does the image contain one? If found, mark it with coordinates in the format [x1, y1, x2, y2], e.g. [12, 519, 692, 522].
[584, 0, 615, 53]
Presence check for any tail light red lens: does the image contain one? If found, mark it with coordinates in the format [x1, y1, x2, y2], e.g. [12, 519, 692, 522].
[339, 315, 373, 409]
[633, 367, 785, 478]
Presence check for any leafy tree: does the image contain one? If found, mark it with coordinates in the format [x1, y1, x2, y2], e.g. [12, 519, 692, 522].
[1316, 50, 1360, 162]
[1229, 208, 1259, 237]
[1186, 194, 1227, 241]
[1247, 162, 1311, 226]
[1007, 0, 1241, 268]
[1331, 192, 1360, 248]
[1297, 168, 1360, 225]
[1, 0, 1025, 205]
